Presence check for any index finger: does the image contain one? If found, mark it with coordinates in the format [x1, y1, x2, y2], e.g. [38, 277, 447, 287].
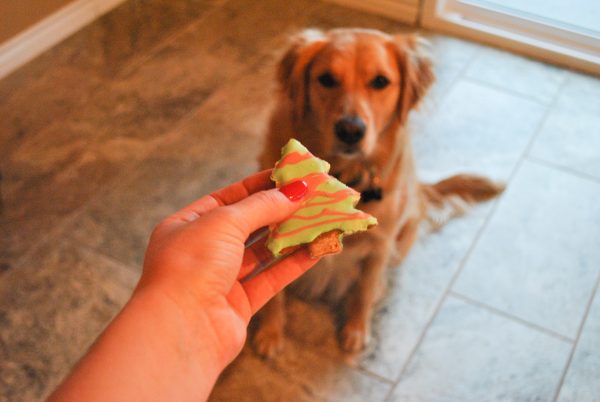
[242, 248, 320, 315]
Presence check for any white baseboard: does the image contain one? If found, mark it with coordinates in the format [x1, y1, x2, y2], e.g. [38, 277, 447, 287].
[0, 0, 127, 80]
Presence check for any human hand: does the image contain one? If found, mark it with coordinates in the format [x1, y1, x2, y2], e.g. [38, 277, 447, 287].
[136, 169, 317, 368]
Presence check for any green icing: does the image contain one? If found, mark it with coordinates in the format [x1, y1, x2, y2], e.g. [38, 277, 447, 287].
[272, 139, 329, 185]
[267, 217, 376, 256]
[274, 158, 329, 185]
[267, 138, 378, 257]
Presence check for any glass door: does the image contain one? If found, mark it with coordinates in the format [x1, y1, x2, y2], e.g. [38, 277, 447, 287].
[421, 0, 600, 76]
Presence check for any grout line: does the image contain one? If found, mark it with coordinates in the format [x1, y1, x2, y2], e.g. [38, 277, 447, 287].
[520, 78, 569, 157]
[442, 43, 483, 96]
[533, 71, 600, 402]
[10, 80, 204, 273]
[9, 1, 262, 274]
[384, 52, 567, 402]
[72, 238, 142, 277]
[382, 45, 487, 402]
[552, 271, 600, 402]
[117, 0, 232, 77]
[462, 76, 551, 106]
[355, 366, 396, 386]
[410, 37, 483, 129]
[382, 191, 504, 402]
[527, 156, 600, 185]
[50, 44, 272, 274]
[449, 291, 574, 343]
[2, 0, 230, 161]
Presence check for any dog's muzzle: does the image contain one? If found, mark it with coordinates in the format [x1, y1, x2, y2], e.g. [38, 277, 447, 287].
[334, 116, 366, 146]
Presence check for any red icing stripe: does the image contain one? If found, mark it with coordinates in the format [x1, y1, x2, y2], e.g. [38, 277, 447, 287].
[296, 172, 329, 189]
[272, 215, 372, 239]
[273, 158, 370, 241]
[289, 209, 359, 221]
[276, 151, 313, 168]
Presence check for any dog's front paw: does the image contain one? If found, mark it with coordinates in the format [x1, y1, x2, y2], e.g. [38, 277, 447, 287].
[340, 320, 370, 353]
[253, 326, 285, 359]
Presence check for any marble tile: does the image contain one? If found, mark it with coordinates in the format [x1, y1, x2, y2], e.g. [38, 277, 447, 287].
[1, 11, 253, 263]
[1, 214, 67, 270]
[426, 35, 482, 71]
[0, 239, 138, 401]
[553, 71, 600, 115]
[188, 0, 322, 61]
[57, 0, 226, 78]
[308, 1, 403, 32]
[429, 63, 462, 100]
[412, 79, 547, 182]
[411, 65, 462, 121]
[65, 121, 262, 269]
[454, 160, 600, 338]
[0, 110, 159, 265]
[209, 341, 391, 402]
[0, 67, 103, 161]
[465, 46, 567, 104]
[558, 288, 600, 402]
[390, 296, 572, 402]
[193, 57, 277, 138]
[2, 120, 127, 219]
[186, 0, 402, 66]
[82, 35, 248, 145]
[0, 0, 224, 161]
[359, 204, 492, 381]
[530, 72, 600, 179]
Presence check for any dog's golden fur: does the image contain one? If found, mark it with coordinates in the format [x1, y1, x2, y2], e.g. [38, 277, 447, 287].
[254, 28, 503, 357]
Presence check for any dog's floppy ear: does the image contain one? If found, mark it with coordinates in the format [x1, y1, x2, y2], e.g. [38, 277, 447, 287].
[277, 29, 327, 121]
[390, 34, 434, 124]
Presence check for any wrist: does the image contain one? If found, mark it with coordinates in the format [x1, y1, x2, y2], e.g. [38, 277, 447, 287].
[49, 285, 229, 402]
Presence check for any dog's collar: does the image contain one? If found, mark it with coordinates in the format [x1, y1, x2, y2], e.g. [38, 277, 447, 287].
[333, 163, 384, 203]
[361, 187, 383, 203]
[360, 166, 383, 203]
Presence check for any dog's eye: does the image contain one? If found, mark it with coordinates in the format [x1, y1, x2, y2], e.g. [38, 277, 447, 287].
[370, 75, 390, 90]
[318, 72, 339, 89]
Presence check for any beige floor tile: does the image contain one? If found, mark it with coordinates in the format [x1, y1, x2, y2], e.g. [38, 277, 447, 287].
[0, 0, 224, 161]
[454, 160, 600, 338]
[65, 120, 262, 268]
[0, 240, 138, 401]
[530, 71, 600, 179]
[413, 79, 547, 182]
[359, 204, 492, 381]
[465, 46, 567, 104]
[390, 297, 571, 402]
[558, 287, 600, 402]
[427, 35, 482, 70]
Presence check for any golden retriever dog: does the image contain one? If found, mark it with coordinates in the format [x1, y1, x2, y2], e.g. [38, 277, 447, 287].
[254, 28, 503, 357]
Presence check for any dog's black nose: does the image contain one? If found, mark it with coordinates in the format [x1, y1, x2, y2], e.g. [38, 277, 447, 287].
[334, 116, 366, 145]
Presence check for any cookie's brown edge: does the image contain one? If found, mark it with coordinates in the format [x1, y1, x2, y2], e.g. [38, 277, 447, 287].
[308, 230, 343, 258]
[278, 231, 341, 259]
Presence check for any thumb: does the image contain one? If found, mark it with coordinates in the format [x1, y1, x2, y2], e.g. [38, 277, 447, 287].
[223, 180, 308, 237]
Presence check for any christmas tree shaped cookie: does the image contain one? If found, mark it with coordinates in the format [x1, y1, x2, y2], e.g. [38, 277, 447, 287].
[267, 139, 378, 258]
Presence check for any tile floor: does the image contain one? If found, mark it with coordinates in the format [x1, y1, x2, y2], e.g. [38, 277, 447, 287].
[1, 0, 599, 401]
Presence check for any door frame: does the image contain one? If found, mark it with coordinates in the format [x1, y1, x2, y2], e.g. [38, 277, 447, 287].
[421, 0, 600, 76]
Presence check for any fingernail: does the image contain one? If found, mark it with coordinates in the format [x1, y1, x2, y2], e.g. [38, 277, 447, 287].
[279, 180, 308, 201]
